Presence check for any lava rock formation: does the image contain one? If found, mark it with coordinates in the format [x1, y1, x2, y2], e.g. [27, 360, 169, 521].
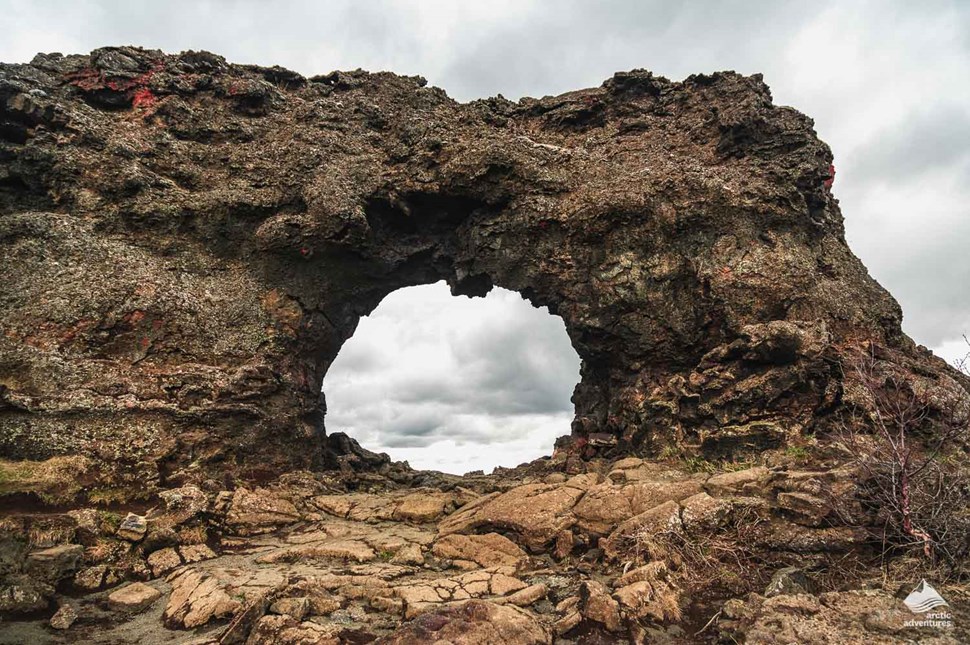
[1, 47, 967, 496]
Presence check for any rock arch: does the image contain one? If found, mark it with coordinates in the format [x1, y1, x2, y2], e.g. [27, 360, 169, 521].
[1, 47, 966, 496]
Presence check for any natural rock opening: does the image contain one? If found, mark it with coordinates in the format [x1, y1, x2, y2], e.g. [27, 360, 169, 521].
[322, 281, 581, 474]
[0, 46, 966, 497]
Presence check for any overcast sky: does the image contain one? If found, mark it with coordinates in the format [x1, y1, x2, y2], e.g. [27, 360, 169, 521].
[5, 1, 968, 472]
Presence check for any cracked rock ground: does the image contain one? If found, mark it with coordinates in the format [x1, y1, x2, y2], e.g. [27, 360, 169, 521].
[0, 455, 966, 643]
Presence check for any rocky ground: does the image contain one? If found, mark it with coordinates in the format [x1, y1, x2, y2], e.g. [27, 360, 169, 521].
[0, 451, 965, 644]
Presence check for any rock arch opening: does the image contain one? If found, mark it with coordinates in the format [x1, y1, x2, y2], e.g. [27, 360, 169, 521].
[322, 282, 581, 473]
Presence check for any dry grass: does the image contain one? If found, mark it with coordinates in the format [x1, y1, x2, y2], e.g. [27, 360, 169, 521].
[177, 524, 209, 545]
[616, 560, 683, 622]
[626, 504, 766, 590]
[0, 455, 93, 504]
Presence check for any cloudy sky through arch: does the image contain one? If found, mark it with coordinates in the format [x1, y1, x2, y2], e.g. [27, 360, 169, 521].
[4, 0, 968, 471]
[323, 283, 580, 472]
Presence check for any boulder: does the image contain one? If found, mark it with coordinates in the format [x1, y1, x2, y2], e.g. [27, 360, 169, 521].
[0, 575, 54, 614]
[269, 596, 311, 621]
[503, 583, 547, 608]
[245, 614, 344, 645]
[24, 543, 83, 583]
[601, 500, 682, 560]
[393, 492, 455, 523]
[147, 547, 182, 576]
[163, 568, 241, 628]
[224, 488, 301, 536]
[379, 599, 551, 644]
[158, 485, 209, 524]
[578, 581, 621, 632]
[49, 603, 78, 629]
[73, 564, 108, 591]
[612, 561, 681, 622]
[179, 543, 217, 564]
[116, 513, 148, 542]
[438, 484, 585, 551]
[108, 582, 162, 613]
[432, 533, 528, 569]
[572, 480, 702, 536]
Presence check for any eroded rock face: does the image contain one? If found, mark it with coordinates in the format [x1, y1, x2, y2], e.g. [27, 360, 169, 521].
[1, 46, 968, 493]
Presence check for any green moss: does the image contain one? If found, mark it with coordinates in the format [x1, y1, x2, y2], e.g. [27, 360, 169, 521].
[99, 511, 124, 532]
[785, 445, 809, 461]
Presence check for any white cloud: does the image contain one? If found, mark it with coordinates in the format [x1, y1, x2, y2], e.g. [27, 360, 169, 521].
[323, 283, 580, 473]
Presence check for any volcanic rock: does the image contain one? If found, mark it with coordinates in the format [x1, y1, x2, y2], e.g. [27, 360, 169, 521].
[115, 514, 147, 542]
[107, 582, 162, 613]
[49, 602, 78, 629]
[431, 533, 528, 569]
[163, 567, 241, 628]
[0, 574, 54, 614]
[379, 599, 551, 644]
[24, 544, 83, 584]
[1, 47, 966, 497]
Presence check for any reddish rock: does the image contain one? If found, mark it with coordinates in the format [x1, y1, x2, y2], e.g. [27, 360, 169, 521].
[224, 488, 301, 536]
[432, 533, 528, 569]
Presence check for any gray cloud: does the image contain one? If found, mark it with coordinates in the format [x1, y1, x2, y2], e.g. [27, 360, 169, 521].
[847, 105, 970, 183]
[323, 283, 580, 464]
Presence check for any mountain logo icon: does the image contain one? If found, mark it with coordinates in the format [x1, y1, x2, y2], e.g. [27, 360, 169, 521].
[903, 580, 949, 613]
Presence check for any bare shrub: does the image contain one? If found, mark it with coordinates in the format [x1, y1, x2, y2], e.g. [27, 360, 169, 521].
[627, 504, 767, 595]
[956, 334, 969, 375]
[835, 345, 970, 570]
[615, 560, 683, 622]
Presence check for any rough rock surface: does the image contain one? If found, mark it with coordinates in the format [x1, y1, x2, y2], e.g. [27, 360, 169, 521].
[379, 599, 551, 644]
[48, 602, 77, 629]
[0, 456, 963, 643]
[1, 46, 967, 496]
[107, 581, 162, 613]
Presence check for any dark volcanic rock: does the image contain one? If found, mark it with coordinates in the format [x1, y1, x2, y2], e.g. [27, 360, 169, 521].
[0, 46, 967, 495]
